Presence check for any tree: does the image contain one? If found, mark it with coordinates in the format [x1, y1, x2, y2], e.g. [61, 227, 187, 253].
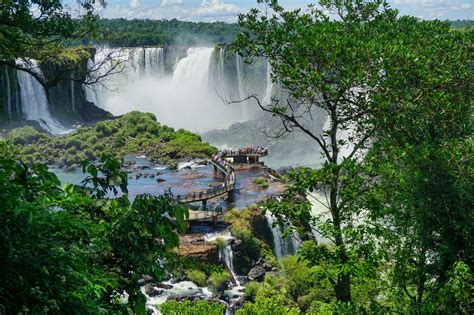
[234, 0, 398, 302]
[361, 17, 473, 310]
[0, 142, 189, 313]
[0, 0, 123, 90]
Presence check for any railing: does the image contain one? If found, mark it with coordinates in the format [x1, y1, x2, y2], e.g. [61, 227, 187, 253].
[172, 146, 268, 219]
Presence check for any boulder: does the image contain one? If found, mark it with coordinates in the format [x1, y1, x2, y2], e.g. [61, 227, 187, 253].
[248, 265, 266, 282]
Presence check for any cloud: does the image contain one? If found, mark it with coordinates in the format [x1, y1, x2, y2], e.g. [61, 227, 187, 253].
[130, 0, 140, 9]
[193, 0, 239, 17]
[160, 0, 184, 6]
[450, 3, 472, 10]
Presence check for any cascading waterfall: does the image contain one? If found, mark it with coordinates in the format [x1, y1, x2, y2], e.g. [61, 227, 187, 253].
[89, 47, 249, 132]
[235, 53, 249, 120]
[3, 67, 12, 117]
[16, 60, 66, 134]
[265, 211, 299, 260]
[70, 80, 75, 112]
[263, 62, 275, 105]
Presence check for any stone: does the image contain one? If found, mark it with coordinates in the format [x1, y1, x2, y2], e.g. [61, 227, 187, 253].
[248, 265, 266, 281]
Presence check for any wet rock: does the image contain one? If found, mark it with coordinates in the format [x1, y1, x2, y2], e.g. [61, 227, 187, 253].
[156, 177, 166, 182]
[156, 283, 173, 290]
[138, 275, 155, 286]
[144, 284, 165, 297]
[248, 265, 266, 281]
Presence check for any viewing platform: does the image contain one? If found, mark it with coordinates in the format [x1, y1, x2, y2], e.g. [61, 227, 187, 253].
[173, 146, 268, 225]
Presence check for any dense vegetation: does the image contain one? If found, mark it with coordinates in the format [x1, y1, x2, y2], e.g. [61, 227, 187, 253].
[233, 0, 473, 312]
[7, 111, 217, 169]
[91, 19, 240, 47]
[0, 0, 472, 314]
[0, 142, 188, 313]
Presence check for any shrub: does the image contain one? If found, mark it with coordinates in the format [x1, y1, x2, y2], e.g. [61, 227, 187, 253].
[160, 300, 225, 315]
[186, 270, 207, 287]
[208, 271, 230, 293]
[237, 284, 301, 315]
[245, 281, 262, 301]
[254, 177, 269, 188]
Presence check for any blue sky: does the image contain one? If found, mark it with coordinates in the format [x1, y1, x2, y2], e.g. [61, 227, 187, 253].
[90, 0, 473, 21]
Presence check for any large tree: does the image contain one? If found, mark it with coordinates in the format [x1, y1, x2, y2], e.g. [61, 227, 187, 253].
[234, 0, 398, 302]
[234, 0, 472, 306]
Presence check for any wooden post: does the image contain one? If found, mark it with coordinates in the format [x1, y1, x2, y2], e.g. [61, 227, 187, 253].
[213, 213, 218, 228]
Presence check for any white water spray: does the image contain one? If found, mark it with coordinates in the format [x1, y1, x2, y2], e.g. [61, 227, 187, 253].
[16, 60, 66, 134]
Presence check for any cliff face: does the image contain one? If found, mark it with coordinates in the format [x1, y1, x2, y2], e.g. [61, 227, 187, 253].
[40, 47, 112, 126]
[0, 48, 112, 131]
[0, 65, 23, 124]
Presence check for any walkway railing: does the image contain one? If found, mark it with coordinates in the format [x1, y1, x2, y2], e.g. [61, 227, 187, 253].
[173, 146, 267, 221]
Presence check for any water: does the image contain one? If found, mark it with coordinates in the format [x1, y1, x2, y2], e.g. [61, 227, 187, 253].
[265, 211, 298, 259]
[86, 46, 265, 132]
[4, 67, 11, 117]
[16, 60, 67, 134]
[70, 80, 75, 112]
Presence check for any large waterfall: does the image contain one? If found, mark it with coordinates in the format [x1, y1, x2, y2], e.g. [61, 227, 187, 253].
[86, 46, 266, 132]
[3, 67, 12, 117]
[16, 61, 66, 134]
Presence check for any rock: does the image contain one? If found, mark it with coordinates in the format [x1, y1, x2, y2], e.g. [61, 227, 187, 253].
[248, 265, 266, 281]
[263, 262, 273, 271]
[156, 177, 166, 182]
[156, 283, 173, 290]
[138, 275, 155, 286]
[144, 284, 165, 297]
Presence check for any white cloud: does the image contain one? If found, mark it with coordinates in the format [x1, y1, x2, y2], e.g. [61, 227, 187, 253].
[450, 3, 472, 10]
[130, 0, 140, 9]
[160, 0, 184, 6]
[193, 0, 239, 17]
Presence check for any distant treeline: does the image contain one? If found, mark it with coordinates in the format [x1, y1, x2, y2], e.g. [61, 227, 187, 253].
[91, 18, 240, 47]
[449, 19, 474, 31]
[74, 18, 472, 48]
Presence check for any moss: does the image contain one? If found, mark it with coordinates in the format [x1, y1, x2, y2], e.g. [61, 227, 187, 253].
[10, 111, 218, 169]
[8, 126, 46, 145]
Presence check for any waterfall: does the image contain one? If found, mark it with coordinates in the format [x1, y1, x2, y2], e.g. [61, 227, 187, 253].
[265, 211, 298, 259]
[235, 53, 248, 120]
[70, 80, 75, 112]
[144, 47, 165, 76]
[16, 60, 66, 134]
[263, 62, 274, 105]
[3, 67, 12, 117]
[205, 229, 240, 286]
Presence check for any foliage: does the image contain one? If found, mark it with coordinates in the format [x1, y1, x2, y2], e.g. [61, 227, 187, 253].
[94, 18, 239, 47]
[237, 283, 301, 315]
[159, 299, 226, 315]
[0, 0, 102, 87]
[9, 111, 217, 169]
[244, 281, 262, 301]
[208, 271, 231, 293]
[254, 177, 269, 188]
[0, 140, 188, 313]
[237, 0, 473, 306]
[185, 270, 208, 287]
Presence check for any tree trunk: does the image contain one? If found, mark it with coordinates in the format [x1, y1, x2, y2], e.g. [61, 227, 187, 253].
[329, 106, 352, 303]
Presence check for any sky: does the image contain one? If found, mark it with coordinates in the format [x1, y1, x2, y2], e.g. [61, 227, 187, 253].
[88, 0, 473, 21]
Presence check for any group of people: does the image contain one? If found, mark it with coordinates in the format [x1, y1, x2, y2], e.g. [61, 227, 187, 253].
[221, 146, 268, 157]
[211, 151, 235, 187]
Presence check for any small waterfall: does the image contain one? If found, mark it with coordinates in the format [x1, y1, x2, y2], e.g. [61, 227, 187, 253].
[70, 80, 75, 112]
[205, 229, 240, 285]
[263, 62, 275, 105]
[144, 47, 165, 76]
[235, 53, 248, 120]
[265, 211, 298, 259]
[3, 67, 12, 117]
[16, 60, 66, 134]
